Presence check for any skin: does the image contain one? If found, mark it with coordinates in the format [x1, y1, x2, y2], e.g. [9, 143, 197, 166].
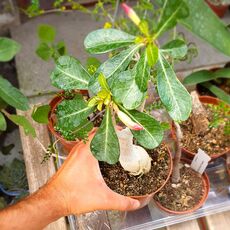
[0, 134, 140, 230]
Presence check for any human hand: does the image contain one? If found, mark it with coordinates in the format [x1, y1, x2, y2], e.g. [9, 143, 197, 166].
[45, 133, 140, 216]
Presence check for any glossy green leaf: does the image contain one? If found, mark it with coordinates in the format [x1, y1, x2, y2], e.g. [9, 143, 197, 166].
[146, 43, 158, 67]
[0, 76, 29, 111]
[71, 119, 94, 140]
[38, 24, 56, 43]
[0, 37, 21, 62]
[180, 0, 230, 56]
[155, 0, 189, 38]
[32, 105, 50, 124]
[111, 70, 146, 110]
[56, 94, 94, 131]
[135, 51, 150, 92]
[89, 44, 142, 94]
[184, 68, 230, 85]
[8, 114, 36, 137]
[156, 54, 192, 121]
[90, 107, 119, 164]
[201, 82, 230, 104]
[84, 29, 135, 54]
[36, 43, 52, 61]
[120, 106, 163, 149]
[0, 112, 6, 131]
[161, 39, 187, 59]
[51, 56, 90, 90]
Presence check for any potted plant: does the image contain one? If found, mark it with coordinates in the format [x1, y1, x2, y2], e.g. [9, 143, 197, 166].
[40, 0, 198, 207]
[178, 93, 230, 160]
[154, 117, 210, 214]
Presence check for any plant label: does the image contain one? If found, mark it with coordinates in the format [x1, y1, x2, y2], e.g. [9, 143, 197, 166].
[191, 149, 211, 174]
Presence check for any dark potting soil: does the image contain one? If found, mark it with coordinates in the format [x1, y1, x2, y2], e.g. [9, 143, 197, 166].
[99, 144, 171, 196]
[181, 104, 230, 156]
[154, 164, 204, 212]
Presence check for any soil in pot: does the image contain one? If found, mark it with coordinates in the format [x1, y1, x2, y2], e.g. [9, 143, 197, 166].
[181, 103, 230, 157]
[154, 163, 208, 213]
[99, 144, 171, 196]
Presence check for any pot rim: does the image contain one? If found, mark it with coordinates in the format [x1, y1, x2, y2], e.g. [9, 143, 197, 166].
[154, 158, 210, 214]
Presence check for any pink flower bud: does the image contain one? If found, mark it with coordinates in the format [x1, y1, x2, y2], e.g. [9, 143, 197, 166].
[121, 3, 141, 26]
[113, 104, 143, 130]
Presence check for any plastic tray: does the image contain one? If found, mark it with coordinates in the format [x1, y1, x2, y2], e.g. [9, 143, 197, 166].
[55, 141, 230, 230]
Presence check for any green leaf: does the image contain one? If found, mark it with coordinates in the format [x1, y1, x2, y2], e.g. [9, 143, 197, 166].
[213, 68, 230, 79]
[135, 51, 150, 92]
[111, 70, 146, 110]
[120, 106, 163, 149]
[0, 76, 29, 111]
[8, 114, 36, 137]
[146, 43, 158, 67]
[51, 56, 90, 90]
[32, 105, 50, 124]
[86, 57, 101, 69]
[98, 73, 110, 92]
[0, 97, 7, 110]
[156, 54, 192, 121]
[0, 37, 21, 62]
[183, 68, 230, 85]
[84, 29, 135, 54]
[180, 0, 230, 56]
[56, 94, 94, 131]
[71, 119, 93, 140]
[0, 112, 6, 131]
[36, 43, 52, 61]
[38, 24, 56, 43]
[56, 41, 66, 56]
[155, 0, 189, 38]
[90, 107, 119, 164]
[183, 70, 213, 85]
[161, 39, 188, 59]
[201, 82, 230, 104]
[89, 44, 142, 94]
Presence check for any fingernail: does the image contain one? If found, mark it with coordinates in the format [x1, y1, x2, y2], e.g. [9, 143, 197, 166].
[132, 199, 140, 209]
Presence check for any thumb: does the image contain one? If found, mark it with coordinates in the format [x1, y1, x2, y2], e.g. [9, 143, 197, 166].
[109, 192, 141, 211]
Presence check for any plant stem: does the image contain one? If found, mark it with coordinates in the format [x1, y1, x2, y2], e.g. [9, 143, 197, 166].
[171, 121, 183, 183]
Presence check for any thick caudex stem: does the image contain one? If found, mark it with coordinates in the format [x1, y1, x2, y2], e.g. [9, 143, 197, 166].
[171, 121, 183, 183]
[117, 128, 152, 176]
[191, 91, 209, 135]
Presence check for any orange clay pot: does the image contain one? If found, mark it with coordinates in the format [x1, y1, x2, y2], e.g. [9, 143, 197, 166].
[206, 0, 229, 17]
[154, 158, 210, 215]
[47, 91, 95, 153]
[172, 96, 230, 160]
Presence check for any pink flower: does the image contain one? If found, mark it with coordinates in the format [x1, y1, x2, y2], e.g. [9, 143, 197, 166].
[121, 3, 141, 26]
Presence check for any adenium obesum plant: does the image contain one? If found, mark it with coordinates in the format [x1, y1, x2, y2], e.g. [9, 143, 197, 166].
[48, 2, 193, 175]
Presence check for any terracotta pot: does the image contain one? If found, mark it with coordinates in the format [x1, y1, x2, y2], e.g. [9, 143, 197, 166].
[154, 158, 210, 214]
[206, 0, 229, 17]
[48, 91, 94, 153]
[172, 96, 230, 160]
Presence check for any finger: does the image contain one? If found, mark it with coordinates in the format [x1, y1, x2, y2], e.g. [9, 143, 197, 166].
[106, 191, 140, 211]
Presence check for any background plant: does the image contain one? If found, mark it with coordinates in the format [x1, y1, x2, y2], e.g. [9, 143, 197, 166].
[183, 68, 230, 104]
[0, 37, 35, 138]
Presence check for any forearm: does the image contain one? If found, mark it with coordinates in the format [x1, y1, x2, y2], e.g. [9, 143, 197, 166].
[0, 185, 66, 230]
